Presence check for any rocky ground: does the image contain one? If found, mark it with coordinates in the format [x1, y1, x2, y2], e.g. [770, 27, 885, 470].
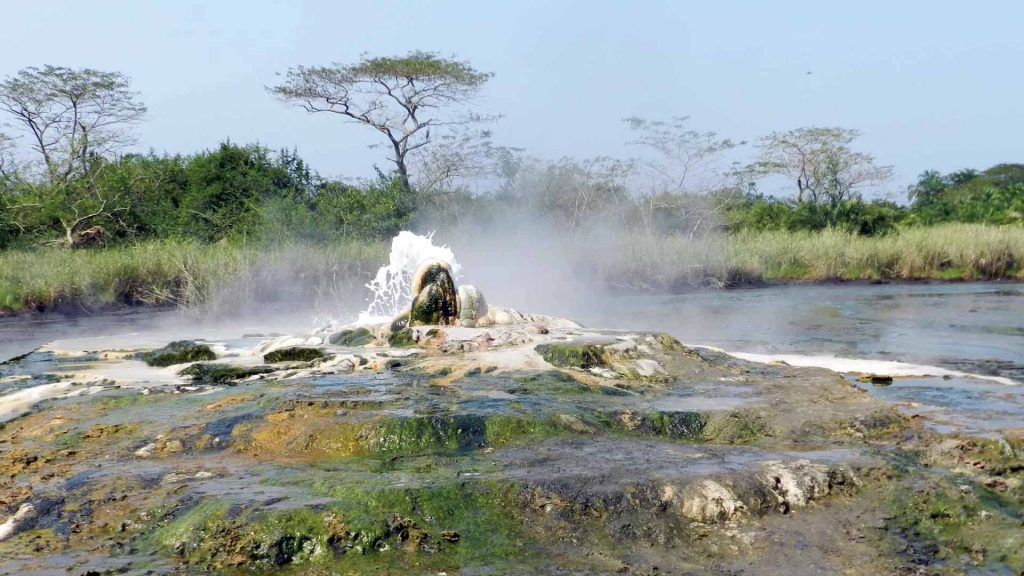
[0, 315, 1022, 575]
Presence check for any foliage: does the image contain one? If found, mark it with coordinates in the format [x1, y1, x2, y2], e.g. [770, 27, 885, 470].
[0, 142, 416, 246]
[727, 193, 905, 236]
[311, 171, 414, 240]
[907, 164, 1024, 225]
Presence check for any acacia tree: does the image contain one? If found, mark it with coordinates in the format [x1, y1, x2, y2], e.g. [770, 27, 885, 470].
[0, 66, 146, 246]
[270, 51, 493, 192]
[624, 116, 744, 236]
[0, 66, 146, 183]
[750, 127, 892, 205]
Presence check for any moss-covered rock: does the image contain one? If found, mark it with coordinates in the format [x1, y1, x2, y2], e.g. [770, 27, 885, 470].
[138, 340, 216, 367]
[263, 347, 326, 363]
[608, 410, 709, 440]
[409, 260, 459, 326]
[328, 327, 374, 347]
[886, 471, 1024, 573]
[535, 343, 608, 369]
[179, 363, 274, 384]
[154, 500, 350, 569]
[388, 328, 416, 348]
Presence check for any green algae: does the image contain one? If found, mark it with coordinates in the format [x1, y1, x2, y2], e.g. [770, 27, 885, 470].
[535, 343, 608, 369]
[654, 332, 688, 353]
[368, 415, 486, 454]
[137, 340, 215, 367]
[152, 499, 345, 569]
[152, 482, 535, 572]
[238, 409, 561, 463]
[485, 414, 558, 447]
[388, 328, 416, 347]
[601, 409, 771, 444]
[887, 473, 1024, 573]
[179, 363, 274, 384]
[369, 414, 556, 455]
[263, 347, 326, 363]
[704, 410, 772, 444]
[329, 327, 374, 347]
[301, 480, 533, 567]
[510, 370, 592, 394]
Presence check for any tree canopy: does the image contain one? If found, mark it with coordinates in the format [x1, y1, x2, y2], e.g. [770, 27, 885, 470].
[270, 51, 493, 191]
[0, 65, 146, 183]
[750, 127, 892, 206]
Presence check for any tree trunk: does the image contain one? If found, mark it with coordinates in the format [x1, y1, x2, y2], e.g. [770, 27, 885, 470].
[391, 140, 412, 194]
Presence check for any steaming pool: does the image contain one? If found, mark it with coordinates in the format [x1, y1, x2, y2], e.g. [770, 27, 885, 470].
[3, 281, 1022, 436]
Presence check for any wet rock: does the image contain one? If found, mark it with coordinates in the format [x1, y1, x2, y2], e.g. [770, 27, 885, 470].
[535, 343, 608, 369]
[137, 340, 216, 367]
[263, 347, 326, 363]
[858, 374, 894, 386]
[634, 358, 666, 378]
[757, 459, 857, 511]
[554, 413, 596, 434]
[328, 327, 374, 347]
[0, 502, 37, 541]
[133, 443, 157, 458]
[677, 480, 747, 522]
[179, 363, 274, 385]
[409, 260, 459, 327]
[457, 285, 488, 327]
[388, 328, 417, 347]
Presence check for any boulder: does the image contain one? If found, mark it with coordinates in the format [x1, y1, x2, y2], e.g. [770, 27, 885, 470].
[456, 285, 488, 327]
[408, 260, 459, 326]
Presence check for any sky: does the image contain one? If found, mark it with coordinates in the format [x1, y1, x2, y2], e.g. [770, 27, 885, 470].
[1, 0, 1022, 196]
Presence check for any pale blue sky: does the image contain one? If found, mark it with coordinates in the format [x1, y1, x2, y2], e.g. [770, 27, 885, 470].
[2, 0, 1022, 195]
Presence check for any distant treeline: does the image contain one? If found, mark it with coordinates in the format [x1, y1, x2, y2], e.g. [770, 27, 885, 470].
[1, 62, 1022, 250]
[728, 163, 1024, 236]
[1, 140, 1022, 248]
[0, 143, 414, 248]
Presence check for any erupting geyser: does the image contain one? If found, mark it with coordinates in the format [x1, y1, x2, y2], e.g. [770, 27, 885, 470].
[359, 232, 489, 334]
[362, 231, 461, 321]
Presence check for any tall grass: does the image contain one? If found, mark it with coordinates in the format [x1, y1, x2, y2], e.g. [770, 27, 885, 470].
[0, 224, 1021, 315]
[583, 223, 1024, 290]
[0, 239, 387, 314]
[727, 224, 1024, 282]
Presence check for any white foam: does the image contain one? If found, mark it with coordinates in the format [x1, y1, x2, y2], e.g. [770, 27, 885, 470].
[692, 346, 1018, 386]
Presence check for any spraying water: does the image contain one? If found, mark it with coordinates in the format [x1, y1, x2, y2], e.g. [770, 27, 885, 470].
[359, 231, 461, 323]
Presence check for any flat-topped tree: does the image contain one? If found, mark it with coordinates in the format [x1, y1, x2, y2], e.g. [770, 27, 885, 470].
[270, 51, 493, 192]
[0, 66, 146, 184]
[749, 127, 893, 206]
[0, 66, 146, 246]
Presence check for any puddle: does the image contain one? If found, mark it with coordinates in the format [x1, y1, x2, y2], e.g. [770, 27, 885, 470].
[851, 375, 1024, 437]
